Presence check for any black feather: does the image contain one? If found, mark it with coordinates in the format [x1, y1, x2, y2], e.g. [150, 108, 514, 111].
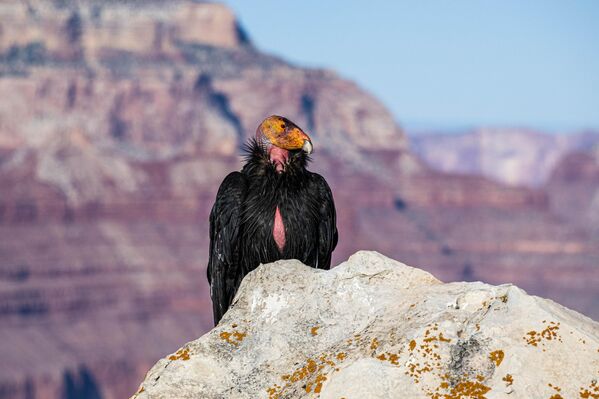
[207, 140, 337, 325]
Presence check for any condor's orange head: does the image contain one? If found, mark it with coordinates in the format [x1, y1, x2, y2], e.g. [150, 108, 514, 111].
[256, 115, 313, 154]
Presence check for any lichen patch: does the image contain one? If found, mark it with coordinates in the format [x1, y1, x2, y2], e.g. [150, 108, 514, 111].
[168, 348, 190, 361]
[268, 355, 335, 399]
[542, 381, 565, 398]
[442, 380, 491, 399]
[489, 350, 504, 366]
[410, 340, 417, 351]
[427, 374, 491, 399]
[579, 380, 599, 399]
[370, 338, 379, 350]
[523, 321, 562, 347]
[219, 330, 247, 346]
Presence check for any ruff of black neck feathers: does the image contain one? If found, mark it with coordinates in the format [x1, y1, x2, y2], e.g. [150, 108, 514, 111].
[241, 138, 310, 176]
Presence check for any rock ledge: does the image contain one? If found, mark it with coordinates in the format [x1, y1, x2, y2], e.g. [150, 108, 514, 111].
[132, 251, 599, 399]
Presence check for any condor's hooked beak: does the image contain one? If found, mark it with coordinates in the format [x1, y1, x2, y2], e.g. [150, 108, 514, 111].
[302, 139, 313, 155]
[257, 115, 313, 154]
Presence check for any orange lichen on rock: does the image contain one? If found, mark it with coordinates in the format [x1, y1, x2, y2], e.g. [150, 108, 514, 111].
[489, 350, 504, 366]
[281, 358, 317, 383]
[219, 330, 247, 346]
[311, 326, 320, 336]
[524, 331, 538, 345]
[319, 354, 337, 368]
[409, 340, 417, 351]
[418, 328, 446, 359]
[423, 331, 451, 344]
[544, 382, 565, 399]
[270, 355, 339, 398]
[370, 338, 379, 350]
[428, 378, 491, 399]
[387, 353, 399, 365]
[579, 380, 599, 399]
[438, 333, 451, 342]
[502, 374, 513, 386]
[375, 351, 400, 366]
[444, 380, 491, 399]
[406, 361, 433, 380]
[266, 384, 282, 399]
[548, 383, 561, 392]
[313, 373, 327, 393]
[168, 348, 190, 361]
[524, 321, 562, 347]
[540, 322, 561, 341]
[402, 324, 449, 387]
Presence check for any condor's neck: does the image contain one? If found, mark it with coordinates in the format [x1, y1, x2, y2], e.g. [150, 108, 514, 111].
[241, 139, 308, 176]
[269, 146, 289, 173]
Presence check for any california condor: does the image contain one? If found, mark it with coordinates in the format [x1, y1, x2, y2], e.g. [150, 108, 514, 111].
[207, 115, 338, 325]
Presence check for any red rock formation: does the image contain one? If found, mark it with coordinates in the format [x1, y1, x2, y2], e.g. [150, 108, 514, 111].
[546, 151, 599, 236]
[411, 128, 599, 187]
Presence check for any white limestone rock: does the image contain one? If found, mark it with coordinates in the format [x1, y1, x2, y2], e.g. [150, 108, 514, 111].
[131, 251, 599, 399]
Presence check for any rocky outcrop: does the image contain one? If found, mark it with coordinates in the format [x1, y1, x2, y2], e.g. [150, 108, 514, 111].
[132, 251, 599, 399]
[0, 0, 246, 61]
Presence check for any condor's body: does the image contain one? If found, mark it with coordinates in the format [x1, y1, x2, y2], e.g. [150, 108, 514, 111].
[207, 117, 337, 325]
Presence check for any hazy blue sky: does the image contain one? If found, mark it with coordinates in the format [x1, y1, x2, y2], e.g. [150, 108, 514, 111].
[225, 1, 599, 132]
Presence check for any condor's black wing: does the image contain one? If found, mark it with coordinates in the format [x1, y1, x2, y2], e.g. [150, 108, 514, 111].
[207, 172, 248, 326]
[312, 173, 338, 270]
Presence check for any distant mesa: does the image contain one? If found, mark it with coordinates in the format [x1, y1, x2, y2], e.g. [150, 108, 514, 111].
[0, 1, 247, 63]
[410, 128, 599, 187]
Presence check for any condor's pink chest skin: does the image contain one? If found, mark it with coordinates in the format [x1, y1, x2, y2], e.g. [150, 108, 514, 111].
[269, 146, 289, 252]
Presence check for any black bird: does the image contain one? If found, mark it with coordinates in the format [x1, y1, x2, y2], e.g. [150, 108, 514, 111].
[207, 115, 338, 325]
